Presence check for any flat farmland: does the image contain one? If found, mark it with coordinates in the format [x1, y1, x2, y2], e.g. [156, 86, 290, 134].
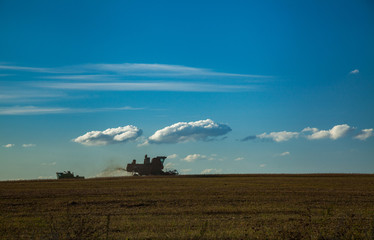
[1, 174, 374, 240]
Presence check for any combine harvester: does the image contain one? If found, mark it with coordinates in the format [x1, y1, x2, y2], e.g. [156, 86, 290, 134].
[56, 171, 84, 179]
[126, 154, 178, 176]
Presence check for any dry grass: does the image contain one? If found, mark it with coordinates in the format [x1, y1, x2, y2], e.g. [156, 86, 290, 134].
[1, 174, 374, 239]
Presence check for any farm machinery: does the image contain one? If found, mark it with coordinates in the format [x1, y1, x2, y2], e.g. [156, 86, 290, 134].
[126, 154, 178, 176]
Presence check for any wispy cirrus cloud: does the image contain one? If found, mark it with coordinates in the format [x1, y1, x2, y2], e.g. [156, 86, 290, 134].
[83, 63, 268, 78]
[0, 63, 269, 78]
[42, 74, 118, 81]
[0, 64, 51, 73]
[0, 106, 68, 115]
[1, 63, 265, 107]
[0, 106, 143, 115]
[37, 81, 255, 92]
[0, 87, 66, 103]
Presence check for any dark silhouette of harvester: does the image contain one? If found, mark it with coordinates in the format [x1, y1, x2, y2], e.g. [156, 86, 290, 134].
[126, 154, 178, 176]
[56, 171, 84, 179]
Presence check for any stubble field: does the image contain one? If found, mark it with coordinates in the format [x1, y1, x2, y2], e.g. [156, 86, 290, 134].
[1, 174, 374, 240]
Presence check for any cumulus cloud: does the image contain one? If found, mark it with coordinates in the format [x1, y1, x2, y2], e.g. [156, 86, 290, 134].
[257, 131, 299, 142]
[234, 157, 244, 161]
[73, 125, 142, 146]
[279, 151, 290, 156]
[22, 144, 36, 148]
[243, 124, 369, 143]
[304, 124, 352, 140]
[259, 164, 266, 168]
[183, 154, 206, 162]
[350, 69, 359, 74]
[354, 129, 374, 140]
[147, 119, 231, 144]
[167, 154, 178, 159]
[201, 168, 222, 174]
[301, 127, 318, 133]
[2, 144, 14, 148]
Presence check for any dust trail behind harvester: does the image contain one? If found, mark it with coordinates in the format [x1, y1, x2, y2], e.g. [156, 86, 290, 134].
[95, 166, 131, 178]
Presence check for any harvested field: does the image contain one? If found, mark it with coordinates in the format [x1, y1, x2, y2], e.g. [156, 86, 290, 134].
[1, 174, 374, 239]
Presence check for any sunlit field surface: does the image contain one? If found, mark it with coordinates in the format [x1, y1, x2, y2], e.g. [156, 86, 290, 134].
[1, 174, 374, 239]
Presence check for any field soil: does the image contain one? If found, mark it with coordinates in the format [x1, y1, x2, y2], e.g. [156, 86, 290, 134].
[1, 174, 374, 239]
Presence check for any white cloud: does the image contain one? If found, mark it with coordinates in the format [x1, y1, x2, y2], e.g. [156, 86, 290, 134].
[350, 69, 359, 74]
[257, 131, 299, 142]
[41, 162, 56, 166]
[44, 74, 117, 81]
[73, 125, 142, 146]
[22, 144, 36, 148]
[2, 144, 14, 148]
[183, 154, 206, 162]
[0, 106, 143, 115]
[147, 119, 232, 144]
[201, 168, 222, 174]
[234, 157, 244, 161]
[167, 154, 178, 159]
[41, 81, 254, 93]
[259, 164, 266, 168]
[0, 106, 68, 115]
[1, 63, 269, 78]
[0, 90, 66, 103]
[354, 129, 374, 140]
[245, 124, 372, 143]
[302, 127, 319, 133]
[0, 64, 50, 73]
[85, 63, 267, 78]
[280, 151, 290, 156]
[305, 124, 352, 140]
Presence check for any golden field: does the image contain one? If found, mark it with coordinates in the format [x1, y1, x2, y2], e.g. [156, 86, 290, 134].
[1, 174, 374, 239]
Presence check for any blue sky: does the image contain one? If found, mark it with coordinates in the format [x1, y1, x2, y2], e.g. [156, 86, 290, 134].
[0, 0, 373, 180]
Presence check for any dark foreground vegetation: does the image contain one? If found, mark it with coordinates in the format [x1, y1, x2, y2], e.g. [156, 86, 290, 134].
[1, 174, 374, 240]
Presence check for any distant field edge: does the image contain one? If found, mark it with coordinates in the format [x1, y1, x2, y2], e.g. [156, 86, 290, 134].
[1, 173, 374, 182]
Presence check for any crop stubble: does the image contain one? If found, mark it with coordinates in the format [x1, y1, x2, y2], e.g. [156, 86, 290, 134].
[0, 174, 374, 239]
